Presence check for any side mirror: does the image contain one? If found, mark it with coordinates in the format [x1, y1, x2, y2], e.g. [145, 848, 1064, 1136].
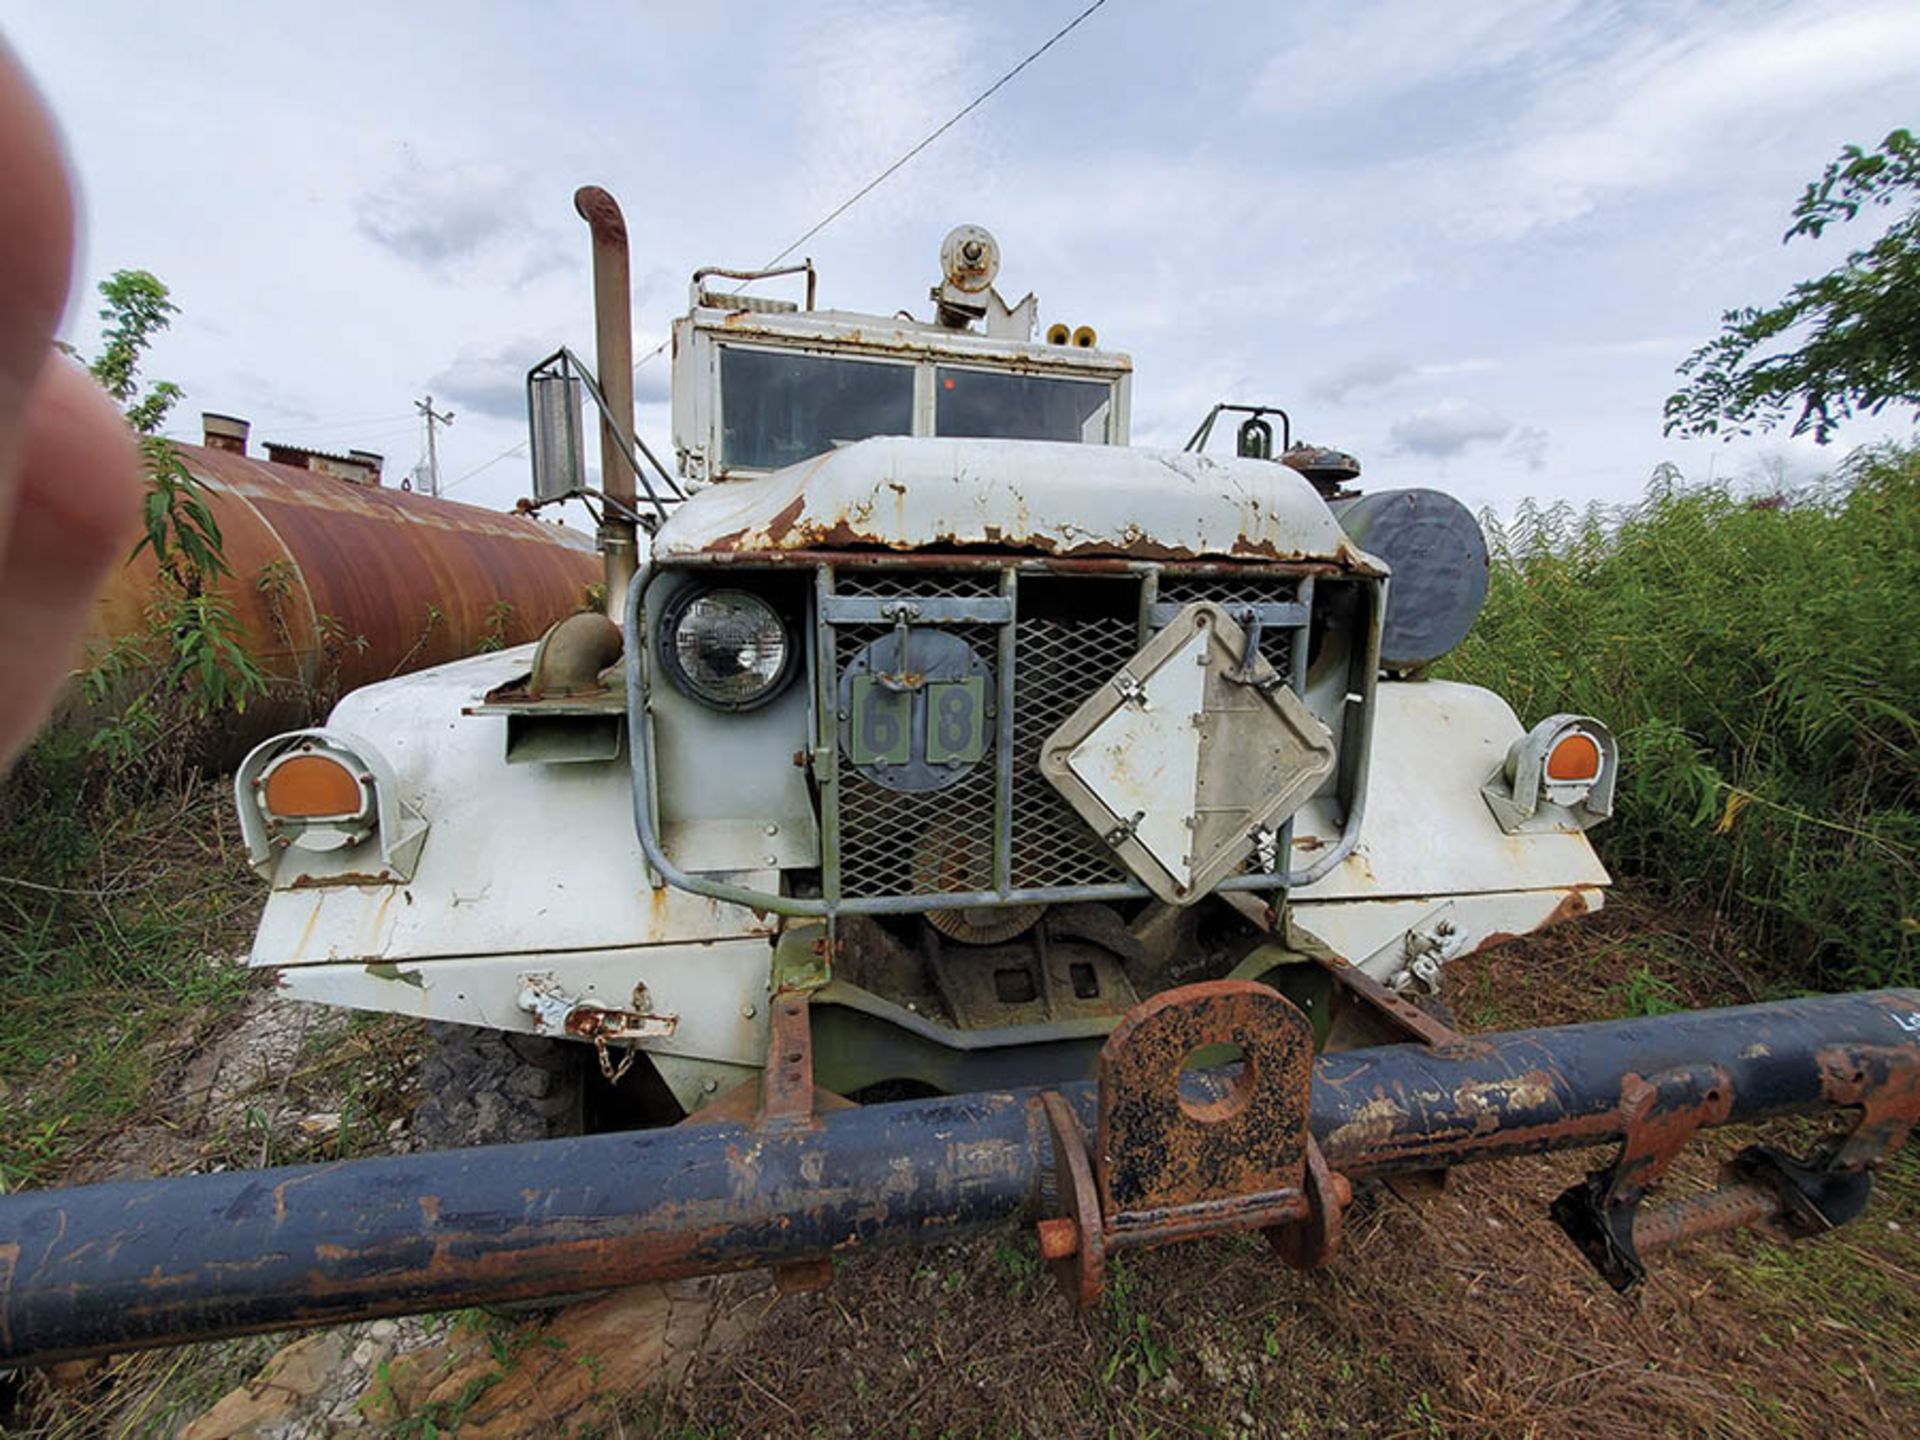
[527, 366, 587, 503]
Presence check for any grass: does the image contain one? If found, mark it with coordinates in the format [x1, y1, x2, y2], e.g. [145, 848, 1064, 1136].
[0, 749, 261, 1189]
[1439, 443, 1920, 993]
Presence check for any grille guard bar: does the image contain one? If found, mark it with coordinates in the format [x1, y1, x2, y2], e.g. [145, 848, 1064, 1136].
[623, 555, 1382, 917]
[0, 984, 1915, 1366]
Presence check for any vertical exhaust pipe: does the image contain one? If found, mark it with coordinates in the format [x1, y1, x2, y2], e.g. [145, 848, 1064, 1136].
[574, 186, 638, 620]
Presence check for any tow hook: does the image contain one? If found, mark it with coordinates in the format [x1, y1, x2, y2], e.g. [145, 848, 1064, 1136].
[517, 973, 678, 1082]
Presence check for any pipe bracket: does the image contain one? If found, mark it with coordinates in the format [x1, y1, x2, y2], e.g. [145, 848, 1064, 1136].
[1035, 981, 1349, 1304]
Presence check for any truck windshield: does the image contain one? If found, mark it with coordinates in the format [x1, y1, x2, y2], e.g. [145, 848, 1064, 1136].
[935, 367, 1112, 443]
[720, 348, 914, 471]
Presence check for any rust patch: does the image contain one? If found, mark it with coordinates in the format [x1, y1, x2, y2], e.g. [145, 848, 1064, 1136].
[696, 525, 1385, 570]
[1468, 889, 1594, 959]
[1095, 981, 1315, 1219]
[1815, 1041, 1920, 1169]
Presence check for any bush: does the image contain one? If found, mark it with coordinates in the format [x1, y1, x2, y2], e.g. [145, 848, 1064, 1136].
[1441, 445, 1920, 992]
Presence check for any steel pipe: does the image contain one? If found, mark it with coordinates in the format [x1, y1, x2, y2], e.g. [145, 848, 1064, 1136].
[574, 185, 638, 620]
[0, 988, 1915, 1366]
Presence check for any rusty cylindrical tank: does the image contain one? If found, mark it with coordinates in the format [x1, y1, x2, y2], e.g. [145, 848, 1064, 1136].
[82, 442, 599, 753]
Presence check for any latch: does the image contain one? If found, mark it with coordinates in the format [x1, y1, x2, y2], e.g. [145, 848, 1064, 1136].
[1386, 910, 1463, 997]
[1227, 606, 1283, 691]
[518, 973, 677, 1083]
[874, 601, 924, 692]
[1248, 824, 1281, 872]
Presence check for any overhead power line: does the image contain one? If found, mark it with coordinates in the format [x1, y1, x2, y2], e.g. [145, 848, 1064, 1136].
[446, 440, 527, 492]
[634, 0, 1112, 376]
[756, 0, 1112, 272]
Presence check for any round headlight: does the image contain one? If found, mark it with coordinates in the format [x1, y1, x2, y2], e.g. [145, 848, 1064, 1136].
[661, 588, 794, 710]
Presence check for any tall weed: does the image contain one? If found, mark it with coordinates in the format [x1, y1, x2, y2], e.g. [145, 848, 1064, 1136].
[1441, 445, 1920, 991]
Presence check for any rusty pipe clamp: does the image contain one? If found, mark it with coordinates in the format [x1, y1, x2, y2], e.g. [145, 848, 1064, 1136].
[1034, 981, 1351, 1306]
[1550, 1044, 1920, 1291]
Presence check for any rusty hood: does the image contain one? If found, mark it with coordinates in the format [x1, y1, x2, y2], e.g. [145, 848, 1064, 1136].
[653, 437, 1385, 570]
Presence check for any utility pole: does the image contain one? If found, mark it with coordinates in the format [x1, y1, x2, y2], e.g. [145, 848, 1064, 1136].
[415, 396, 455, 497]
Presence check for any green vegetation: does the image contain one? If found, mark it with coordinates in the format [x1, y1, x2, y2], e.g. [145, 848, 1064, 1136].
[0, 776, 258, 1188]
[1443, 445, 1920, 991]
[68, 269, 266, 787]
[1667, 127, 1920, 442]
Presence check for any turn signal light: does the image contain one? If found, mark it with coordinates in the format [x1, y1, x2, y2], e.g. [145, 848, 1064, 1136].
[262, 753, 366, 819]
[1545, 731, 1602, 783]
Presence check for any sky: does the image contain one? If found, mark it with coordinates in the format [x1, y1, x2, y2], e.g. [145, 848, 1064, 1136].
[10, 0, 1919, 525]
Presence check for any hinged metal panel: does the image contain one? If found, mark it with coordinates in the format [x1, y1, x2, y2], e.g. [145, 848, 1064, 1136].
[1041, 603, 1336, 904]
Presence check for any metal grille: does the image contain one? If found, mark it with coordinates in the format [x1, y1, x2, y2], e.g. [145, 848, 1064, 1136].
[1156, 573, 1299, 675]
[834, 570, 1000, 599]
[1010, 578, 1139, 889]
[834, 620, 1002, 896]
[826, 569, 1313, 902]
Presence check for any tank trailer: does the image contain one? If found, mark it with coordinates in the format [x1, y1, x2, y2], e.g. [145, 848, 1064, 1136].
[0, 190, 1915, 1365]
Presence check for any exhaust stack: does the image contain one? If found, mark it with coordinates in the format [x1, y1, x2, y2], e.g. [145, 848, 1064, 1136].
[574, 185, 638, 619]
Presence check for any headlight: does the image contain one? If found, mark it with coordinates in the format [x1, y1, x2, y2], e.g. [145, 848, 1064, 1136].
[661, 587, 795, 711]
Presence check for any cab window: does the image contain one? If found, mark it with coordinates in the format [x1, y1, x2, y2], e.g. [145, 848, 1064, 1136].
[935, 367, 1112, 443]
[719, 348, 914, 471]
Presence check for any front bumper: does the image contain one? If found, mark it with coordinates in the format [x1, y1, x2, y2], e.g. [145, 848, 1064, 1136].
[0, 980, 1915, 1364]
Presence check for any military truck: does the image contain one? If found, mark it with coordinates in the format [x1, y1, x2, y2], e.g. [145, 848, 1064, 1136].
[0, 191, 1910, 1365]
[232, 195, 1616, 1143]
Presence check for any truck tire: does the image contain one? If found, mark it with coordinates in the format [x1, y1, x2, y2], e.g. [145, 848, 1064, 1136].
[412, 1022, 587, 1150]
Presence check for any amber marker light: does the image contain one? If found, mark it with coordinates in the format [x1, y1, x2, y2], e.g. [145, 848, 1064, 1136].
[1545, 731, 1602, 783]
[262, 753, 367, 820]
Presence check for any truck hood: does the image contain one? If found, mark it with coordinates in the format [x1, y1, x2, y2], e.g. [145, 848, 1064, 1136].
[652, 436, 1385, 570]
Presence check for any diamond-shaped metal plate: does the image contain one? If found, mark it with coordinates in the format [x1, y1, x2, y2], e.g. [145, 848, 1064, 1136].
[1039, 602, 1335, 904]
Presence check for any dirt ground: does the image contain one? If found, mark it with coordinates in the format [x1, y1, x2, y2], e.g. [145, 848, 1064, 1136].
[8, 892, 1919, 1439]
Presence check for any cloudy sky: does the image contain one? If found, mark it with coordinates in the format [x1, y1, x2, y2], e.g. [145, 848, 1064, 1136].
[11, 1, 1918, 522]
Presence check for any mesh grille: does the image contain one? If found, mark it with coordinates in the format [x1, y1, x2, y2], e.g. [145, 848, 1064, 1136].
[835, 620, 1001, 896]
[834, 570, 1001, 599]
[1156, 573, 1299, 676]
[825, 570, 1313, 900]
[839, 767, 997, 895]
[1011, 580, 1139, 889]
